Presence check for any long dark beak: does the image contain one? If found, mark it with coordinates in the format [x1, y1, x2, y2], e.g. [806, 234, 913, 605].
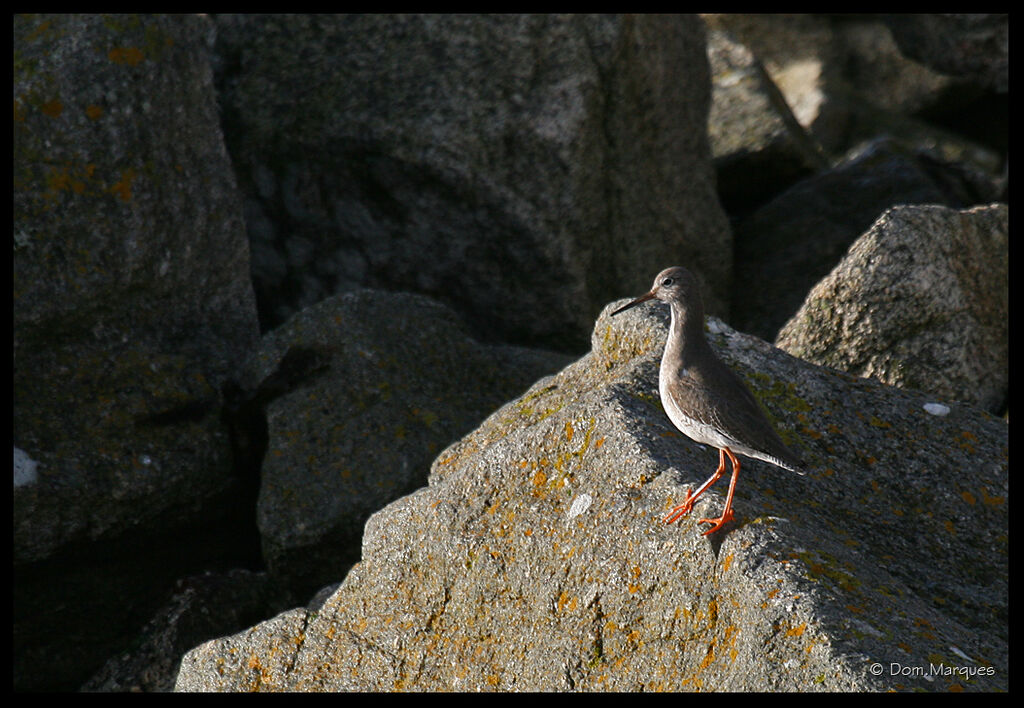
[611, 291, 655, 316]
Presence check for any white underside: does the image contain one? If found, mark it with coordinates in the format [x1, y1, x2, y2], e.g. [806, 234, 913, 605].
[659, 364, 782, 467]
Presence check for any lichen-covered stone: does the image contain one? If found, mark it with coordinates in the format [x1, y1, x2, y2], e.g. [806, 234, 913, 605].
[177, 295, 1007, 692]
[777, 203, 1008, 414]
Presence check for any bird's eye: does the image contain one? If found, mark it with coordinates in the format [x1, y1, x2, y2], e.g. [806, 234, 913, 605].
[661, 278, 674, 287]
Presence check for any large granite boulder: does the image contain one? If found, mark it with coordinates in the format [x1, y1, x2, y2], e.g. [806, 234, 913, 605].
[705, 26, 828, 212]
[14, 12, 258, 562]
[777, 203, 1008, 415]
[238, 290, 571, 595]
[730, 139, 996, 342]
[13, 14, 259, 690]
[176, 292, 1007, 692]
[883, 14, 1007, 93]
[213, 13, 732, 349]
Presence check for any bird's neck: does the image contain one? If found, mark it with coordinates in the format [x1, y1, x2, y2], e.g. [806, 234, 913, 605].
[664, 302, 708, 369]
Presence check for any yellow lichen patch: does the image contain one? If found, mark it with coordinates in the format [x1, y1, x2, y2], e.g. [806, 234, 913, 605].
[786, 622, 807, 638]
[565, 420, 574, 441]
[557, 592, 577, 613]
[722, 553, 734, 573]
[698, 643, 716, 671]
[41, 99, 63, 118]
[960, 491, 977, 506]
[108, 46, 145, 65]
[723, 625, 739, 649]
[85, 104, 103, 120]
[957, 430, 978, 454]
[980, 487, 1005, 507]
[109, 167, 136, 202]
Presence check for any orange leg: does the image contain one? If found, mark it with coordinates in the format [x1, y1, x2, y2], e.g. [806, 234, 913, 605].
[697, 448, 740, 535]
[663, 448, 728, 524]
[663, 447, 740, 536]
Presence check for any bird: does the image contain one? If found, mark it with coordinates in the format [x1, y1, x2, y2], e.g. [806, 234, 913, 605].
[612, 266, 804, 535]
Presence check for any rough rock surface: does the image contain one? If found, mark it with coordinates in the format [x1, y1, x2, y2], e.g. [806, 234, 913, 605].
[883, 14, 1007, 93]
[81, 570, 287, 693]
[14, 13, 258, 562]
[706, 27, 827, 211]
[176, 295, 1007, 692]
[213, 13, 731, 348]
[704, 14, 1003, 170]
[239, 290, 571, 595]
[777, 204, 1007, 415]
[731, 139, 995, 342]
[13, 14, 260, 691]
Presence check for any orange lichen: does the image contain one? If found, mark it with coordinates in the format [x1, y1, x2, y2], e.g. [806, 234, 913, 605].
[41, 99, 64, 118]
[108, 46, 145, 66]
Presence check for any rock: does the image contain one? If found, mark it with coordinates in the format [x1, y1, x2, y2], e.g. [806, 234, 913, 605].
[704, 14, 1003, 176]
[13, 11, 257, 562]
[240, 290, 572, 596]
[13, 14, 259, 690]
[175, 294, 1007, 692]
[82, 570, 287, 693]
[213, 14, 731, 349]
[731, 138, 996, 342]
[706, 27, 828, 212]
[177, 608, 310, 693]
[777, 203, 1008, 415]
[884, 14, 1007, 93]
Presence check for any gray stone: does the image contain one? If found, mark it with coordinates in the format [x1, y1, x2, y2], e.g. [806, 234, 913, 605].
[777, 203, 1008, 415]
[706, 27, 828, 211]
[176, 292, 1007, 692]
[241, 290, 572, 595]
[177, 608, 310, 692]
[82, 570, 286, 693]
[14, 13, 258, 562]
[13, 14, 259, 690]
[884, 14, 1007, 93]
[213, 13, 731, 349]
[731, 138, 994, 342]
[704, 14, 1003, 176]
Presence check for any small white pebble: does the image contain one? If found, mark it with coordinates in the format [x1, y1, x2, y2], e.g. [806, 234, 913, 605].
[567, 493, 592, 519]
[14, 447, 38, 488]
[707, 318, 727, 335]
[923, 402, 950, 416]
[949, 645, 972, 662]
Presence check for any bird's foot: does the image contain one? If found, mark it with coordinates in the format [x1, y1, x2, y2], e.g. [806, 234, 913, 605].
[663, 491, 698, 524]
[698, 508, 735, 536]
